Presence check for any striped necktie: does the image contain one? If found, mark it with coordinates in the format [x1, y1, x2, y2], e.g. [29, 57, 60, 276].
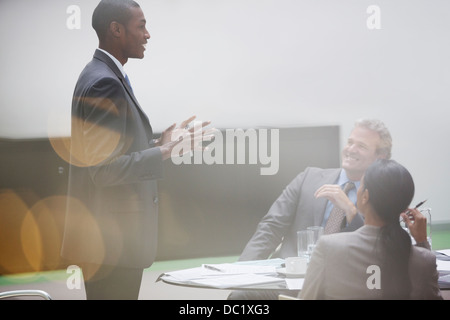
[324, 182, 355, 234]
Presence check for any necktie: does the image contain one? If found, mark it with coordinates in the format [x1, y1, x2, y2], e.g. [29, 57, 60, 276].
[324, 181, 355, 234]
[124, 74, 133, 93]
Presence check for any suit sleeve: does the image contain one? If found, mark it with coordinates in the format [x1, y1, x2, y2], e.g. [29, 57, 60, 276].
[416, 253, 443, 300]
[238, 170, 307, 261]
[75, 77, 163, 186]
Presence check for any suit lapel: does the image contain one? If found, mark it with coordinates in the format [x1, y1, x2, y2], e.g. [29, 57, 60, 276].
[119, 76, 146, 115]
[93, 50, 153, 141]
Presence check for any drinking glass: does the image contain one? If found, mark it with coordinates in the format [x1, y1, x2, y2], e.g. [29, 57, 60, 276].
[421, 208, 432, 249]
[307, 226, 324, 256]
[297, 230, 313, 260]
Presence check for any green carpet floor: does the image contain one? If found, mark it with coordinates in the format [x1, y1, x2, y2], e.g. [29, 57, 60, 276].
[1, 227, 449, 286]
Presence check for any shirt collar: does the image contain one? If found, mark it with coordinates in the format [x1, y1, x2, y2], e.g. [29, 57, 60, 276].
[338, 169, 360, 190]
[97, 48, 127, 78]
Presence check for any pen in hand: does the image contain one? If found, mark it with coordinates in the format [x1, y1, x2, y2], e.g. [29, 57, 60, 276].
[405, 199, 427, 219]
[414, 199, 427, 209]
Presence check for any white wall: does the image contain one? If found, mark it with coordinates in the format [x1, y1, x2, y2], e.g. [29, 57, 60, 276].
[1, 0, 449, 223]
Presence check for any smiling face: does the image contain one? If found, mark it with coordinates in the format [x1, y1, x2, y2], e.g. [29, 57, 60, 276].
[120, 6, 150, 60]
[341, 126, 384, 181]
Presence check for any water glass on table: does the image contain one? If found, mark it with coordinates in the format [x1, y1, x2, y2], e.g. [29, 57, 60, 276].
[307, 226, 324, 255]
[297, 229, 313, 261]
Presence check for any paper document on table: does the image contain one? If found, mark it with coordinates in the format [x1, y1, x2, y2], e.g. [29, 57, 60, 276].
[235, 258, 285, 267]
[433, 249, 450, 271]
[164, 267, 220, 281]
[202, 263, 277, 275]
[436, 260, 450, 272]
[438, 274, 450, 289]
[437, 249, 450, 256]
[159, 259, 291, 290]
[189, 273, 285, 289]
[435, 249, 450, 261]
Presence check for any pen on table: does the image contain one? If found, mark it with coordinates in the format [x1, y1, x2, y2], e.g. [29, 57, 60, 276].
[203, 264, 222, 272]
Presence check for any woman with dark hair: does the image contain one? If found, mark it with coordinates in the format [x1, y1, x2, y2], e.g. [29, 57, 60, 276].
[299, 159, 442, 299]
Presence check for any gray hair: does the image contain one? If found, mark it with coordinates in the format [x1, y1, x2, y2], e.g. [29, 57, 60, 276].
[354, 118, 392, 159]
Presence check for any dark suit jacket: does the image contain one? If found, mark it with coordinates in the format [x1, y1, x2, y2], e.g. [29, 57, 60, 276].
[61, 50, 164, 269]
[239, 167, 364, 260]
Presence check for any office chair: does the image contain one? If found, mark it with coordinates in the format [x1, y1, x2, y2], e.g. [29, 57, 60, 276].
[0, 289, 52, 300]
[278, 294, 300, 300]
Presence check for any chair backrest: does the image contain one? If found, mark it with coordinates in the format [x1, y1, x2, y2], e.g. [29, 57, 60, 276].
[278, 294, 300, 300]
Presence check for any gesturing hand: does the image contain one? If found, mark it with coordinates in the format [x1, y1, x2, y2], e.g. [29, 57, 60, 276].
[157, 115, 215, 160]
[315, 184, 358, 223]
[315, 184, 351, 209]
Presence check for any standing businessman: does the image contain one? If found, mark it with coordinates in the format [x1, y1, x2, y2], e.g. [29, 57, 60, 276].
[61, 0, 206, 299]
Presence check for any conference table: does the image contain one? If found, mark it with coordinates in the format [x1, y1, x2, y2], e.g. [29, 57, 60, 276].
[157, 258, 302, 292]
[158, 250, 450, 293]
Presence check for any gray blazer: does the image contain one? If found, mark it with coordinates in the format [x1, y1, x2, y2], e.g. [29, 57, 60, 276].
[61, 50, 164, 268]
[300, 225, 442, 300]
[239, 167, 364, 260]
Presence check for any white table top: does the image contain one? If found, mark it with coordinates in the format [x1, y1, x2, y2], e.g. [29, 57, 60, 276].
[159, 250, 450, 291]
[158, 258, 304, 291]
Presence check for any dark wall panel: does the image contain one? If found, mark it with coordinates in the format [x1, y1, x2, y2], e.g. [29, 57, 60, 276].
[156, 126, 341, 260]
[0, 126, 340, 274]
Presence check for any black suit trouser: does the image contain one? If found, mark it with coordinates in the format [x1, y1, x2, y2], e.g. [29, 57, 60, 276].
[82, 263, 144, 300]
